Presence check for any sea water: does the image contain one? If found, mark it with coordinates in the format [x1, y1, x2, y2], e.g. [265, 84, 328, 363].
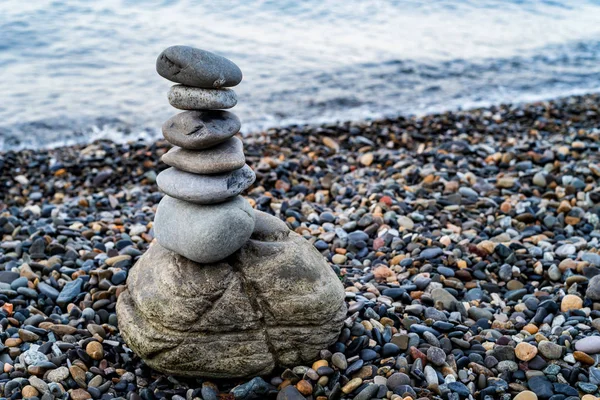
[2, 0, 600, 149]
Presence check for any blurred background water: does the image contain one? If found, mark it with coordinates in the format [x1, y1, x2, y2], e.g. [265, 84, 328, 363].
[2, 0, 600, 150]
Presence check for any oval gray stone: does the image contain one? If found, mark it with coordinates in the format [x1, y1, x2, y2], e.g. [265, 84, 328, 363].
[168, 85, 237, 110]
[116, 210, 346, 378]
[575, 336, 600, 354]
[156, 46, 242, 88]
[162, 110, 241, 150]
[161, 137, 245, 175]
[154, 195, 255, 263]
[157, 164, 255, 204]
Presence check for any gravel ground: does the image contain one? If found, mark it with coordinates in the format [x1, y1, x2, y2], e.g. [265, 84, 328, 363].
[2, 94, 600, 400]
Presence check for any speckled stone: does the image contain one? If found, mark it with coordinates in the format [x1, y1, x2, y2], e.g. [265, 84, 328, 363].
[168, 85, 237, 110]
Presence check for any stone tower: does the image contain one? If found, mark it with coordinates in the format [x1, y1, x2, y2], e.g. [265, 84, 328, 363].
[116, 46, 346, 378]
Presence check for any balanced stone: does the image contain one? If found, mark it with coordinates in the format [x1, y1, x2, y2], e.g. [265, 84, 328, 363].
[162, 110, 241, 150]
[157, 165, 255, 204]
[116, 210, 346, 378]
[168, 85, 237, 110]
[156, 45, 243, 88]
[154, 195, 255, 263]
[161, 137, 245, 174]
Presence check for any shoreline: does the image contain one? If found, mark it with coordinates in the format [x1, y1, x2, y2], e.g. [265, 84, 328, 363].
[1, 92, 600, 398]
[3, 89, 600, 154]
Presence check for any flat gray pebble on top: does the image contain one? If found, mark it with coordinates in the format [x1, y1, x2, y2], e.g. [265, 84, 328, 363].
[156, 45, 242, 88]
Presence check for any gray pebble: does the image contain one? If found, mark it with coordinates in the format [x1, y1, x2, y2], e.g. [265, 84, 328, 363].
[168, 85, 237, 110]
[156, 46, 242, 88]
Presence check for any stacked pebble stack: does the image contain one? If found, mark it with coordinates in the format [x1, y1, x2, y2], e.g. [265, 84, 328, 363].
[153, 45, 256, 263]
[116, 45, 346, 379]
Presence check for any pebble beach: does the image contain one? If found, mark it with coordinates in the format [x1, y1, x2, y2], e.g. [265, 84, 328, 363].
[2, 93, 600, 400]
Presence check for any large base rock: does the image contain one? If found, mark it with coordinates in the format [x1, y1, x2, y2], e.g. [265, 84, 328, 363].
[116, 211, 346, 378]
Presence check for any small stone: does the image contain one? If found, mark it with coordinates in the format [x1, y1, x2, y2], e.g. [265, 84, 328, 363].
[496, 177, 515, 188]
[69, 365, 87, 388]
[232, 377, 272, 399]
[322, 137, 339, 151]
[156, 165, 255, 204]
[342, 378, 362, 394]
[57, 278, 83, 307]
[431, 288, 457, 309]
[574, 351, 595, 365]
[48, 324, 77, 335]
[28, 376, 48, 393]
[86, 341, 104, 360]
[331, 353, 347, 370]
[332, 254, 347, 265]
[36, 282, 59, 300]
[424, 365, 438, 387]
[555, 243, 576, 257]
[70, 389, 91, 400]
[532, 172, 547, 187]
[277, 385, 305, 400]
[548, 265, 561, 281]
[23, 349, 47, 366]
[497, 360, 518, 372]
[397, 216, 414, 230]
[575, 336, 600, 354]
[154, 195, 255, 263]
[387, 373, 410, 390]
[360, 153, 373, 166]
[0, 271, 19, 284]
[447, 381, 470, 397]
[47, 366, 70, 382]
[168, 85, 237, 110]
[420, 247, 443, 259]
[537, 340, 563, 360]
[514, 391, 538, 400]
[5, 338, 21, 347]
[426, 346, 446, 366]
[296, 380, 312, 396]
[527, 376, 553, 399]
[354, 384, 379, 400]
[515, 342, 538, 362]
[22, 385, 39, 398]
[161, 137, 245, 174]
[156, 46, 242, 88]
[19, 329, 39, 342]
[561, 294, 583, 312]
[587, 275, 600, 301]
[583, 252, 600, 266]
